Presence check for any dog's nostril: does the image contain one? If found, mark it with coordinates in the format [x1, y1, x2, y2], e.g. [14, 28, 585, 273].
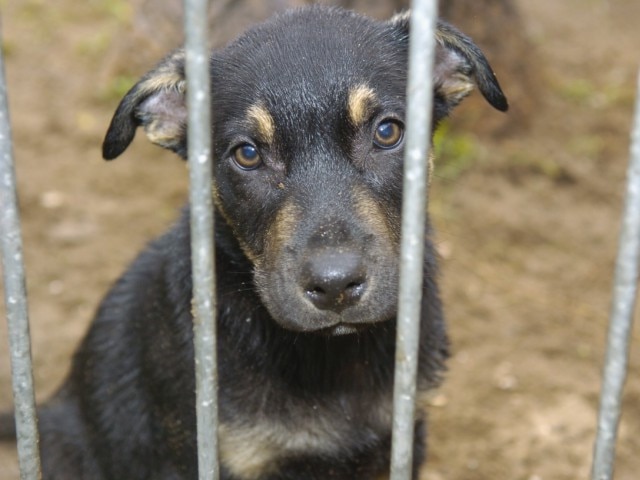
[308, 286, 327, 296]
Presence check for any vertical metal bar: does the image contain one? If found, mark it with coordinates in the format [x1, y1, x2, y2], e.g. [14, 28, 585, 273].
[390, 1, 438, 479]
[183, 1, 219, 479]
[591, 70, 640, 480]
[0, 20, 43, 480]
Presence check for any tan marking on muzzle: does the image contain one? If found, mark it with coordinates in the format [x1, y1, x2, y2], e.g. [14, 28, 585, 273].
[347, 84, 378, 127]
[247, 103, 276, 144]
[210, 185, 259, 264]
[352, 185, 400, 249]
[259, 200, 300, 269]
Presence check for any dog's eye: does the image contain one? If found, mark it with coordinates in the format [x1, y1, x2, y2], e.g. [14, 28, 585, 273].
[373, 120, 404, 149]
[233, 143, 262, 170]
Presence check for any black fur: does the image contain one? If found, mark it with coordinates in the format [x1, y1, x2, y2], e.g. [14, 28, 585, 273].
[1, 7, 506, 479]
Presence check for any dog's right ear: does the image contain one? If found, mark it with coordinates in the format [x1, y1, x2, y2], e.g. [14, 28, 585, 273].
[102, 50, 188, 160]
[389, 12, 508, 117]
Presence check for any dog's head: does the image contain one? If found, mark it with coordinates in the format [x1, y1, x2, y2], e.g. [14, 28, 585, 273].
[102, 7, 507, 335]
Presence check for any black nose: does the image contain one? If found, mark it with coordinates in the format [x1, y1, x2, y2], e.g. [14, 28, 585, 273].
[301, 250, 367, 312]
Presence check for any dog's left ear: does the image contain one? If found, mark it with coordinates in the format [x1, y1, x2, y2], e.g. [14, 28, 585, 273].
[389, 11, 508, 115]
[102, 50, 188, 160]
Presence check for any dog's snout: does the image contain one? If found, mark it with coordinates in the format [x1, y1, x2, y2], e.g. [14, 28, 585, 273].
[302, 249, 367, 312]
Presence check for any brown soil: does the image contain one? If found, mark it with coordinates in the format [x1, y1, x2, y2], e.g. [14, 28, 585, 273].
[1, 1, 639, 479]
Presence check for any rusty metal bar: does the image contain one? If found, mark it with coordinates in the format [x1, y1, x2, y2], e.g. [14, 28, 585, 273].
[183, 1, 219, 479]
[390, 1, 438, 479]
[591, 70, 640, 480]
[0, 20, 43, 480]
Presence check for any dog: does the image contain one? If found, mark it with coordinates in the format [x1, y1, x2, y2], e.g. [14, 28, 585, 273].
[1, 6, 507, 479]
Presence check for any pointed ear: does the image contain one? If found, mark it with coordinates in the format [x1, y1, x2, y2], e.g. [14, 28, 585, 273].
[102, 50, 188, 160]
[389, 11, 508, 115]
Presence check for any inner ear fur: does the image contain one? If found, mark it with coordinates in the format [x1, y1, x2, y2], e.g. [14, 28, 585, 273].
[102, 50, 188, 160]
[389, 11, 508, 114]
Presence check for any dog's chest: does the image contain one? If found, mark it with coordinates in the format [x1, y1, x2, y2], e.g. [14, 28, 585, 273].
[218, 392, 393, 479]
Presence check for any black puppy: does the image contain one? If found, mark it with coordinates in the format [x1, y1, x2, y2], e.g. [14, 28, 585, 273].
[3, 6, 507, 479]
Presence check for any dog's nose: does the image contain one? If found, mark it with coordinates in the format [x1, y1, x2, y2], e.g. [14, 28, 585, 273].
[302, 250, 367, 312]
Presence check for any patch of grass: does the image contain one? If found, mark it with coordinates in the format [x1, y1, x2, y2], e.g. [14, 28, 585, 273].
[432, 120, 478, 180]
[16, 1, 62, 39]
[601, 83, 637, 108]
[18, 0, 46, 18]
[75, 30, 113, 57]
[99, 75, 137, 103]
[568, 135, 605, 161]
[90, 0, 133, 23]
[557, 79, 596, 105]
[556, 77, 635, 109]
[505, 151, 574, 184]
[1, 40, 17, 58]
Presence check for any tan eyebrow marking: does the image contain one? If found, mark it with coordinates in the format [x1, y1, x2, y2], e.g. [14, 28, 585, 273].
[247, 103, 275, 144]
[347, 84, 378, 127]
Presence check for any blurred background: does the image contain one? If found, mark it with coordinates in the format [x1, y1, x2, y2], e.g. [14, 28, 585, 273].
[0, 0, 639, 478]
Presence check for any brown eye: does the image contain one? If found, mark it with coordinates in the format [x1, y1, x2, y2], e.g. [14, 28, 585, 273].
[373, 120, 404, 149]
[233, 143, 262, 170]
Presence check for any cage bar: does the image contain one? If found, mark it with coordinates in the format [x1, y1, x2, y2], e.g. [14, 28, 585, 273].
[0, 21, 43, 480]
[390, 1, 438, 479]
[590, 70, 640, 480]
[183, 1, 220, 479]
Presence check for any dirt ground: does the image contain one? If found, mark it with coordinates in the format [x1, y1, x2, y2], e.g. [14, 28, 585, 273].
[1, 0, 639, 479]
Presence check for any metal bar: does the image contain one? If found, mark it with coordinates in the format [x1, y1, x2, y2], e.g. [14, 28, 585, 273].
[183, 1, 219, 479]
[591, 70, 640, 480]
[390, 1, 438, 479]
[0, 20, 43, 480]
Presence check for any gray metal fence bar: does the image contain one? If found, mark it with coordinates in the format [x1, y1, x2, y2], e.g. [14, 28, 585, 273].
[390, 1, 438, 479]
[0, 21, 43, 480]
[184, 1, 219, 479]
[591, 70, 640, 480]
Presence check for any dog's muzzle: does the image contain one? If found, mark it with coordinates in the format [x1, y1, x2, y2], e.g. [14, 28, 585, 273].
[254, 224, 399, 334]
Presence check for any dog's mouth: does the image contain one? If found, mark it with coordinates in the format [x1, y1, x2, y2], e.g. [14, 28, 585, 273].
[318, 322, 372, 336]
